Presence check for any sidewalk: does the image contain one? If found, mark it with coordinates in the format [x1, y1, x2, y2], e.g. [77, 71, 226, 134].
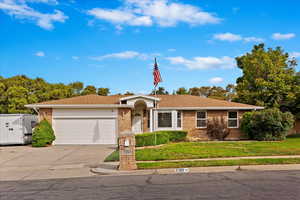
[91, 164, 300, 177]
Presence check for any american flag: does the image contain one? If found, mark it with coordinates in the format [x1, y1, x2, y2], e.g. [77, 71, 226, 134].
[153, 58, 162, 86]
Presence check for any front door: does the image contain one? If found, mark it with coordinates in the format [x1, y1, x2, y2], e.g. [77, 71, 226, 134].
[132, 113, 142, 134]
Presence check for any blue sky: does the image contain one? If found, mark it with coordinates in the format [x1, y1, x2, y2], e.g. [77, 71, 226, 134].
[1, 0, 300, 94]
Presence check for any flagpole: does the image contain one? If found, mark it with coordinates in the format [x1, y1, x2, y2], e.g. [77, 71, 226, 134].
[154, 58, 157, 145]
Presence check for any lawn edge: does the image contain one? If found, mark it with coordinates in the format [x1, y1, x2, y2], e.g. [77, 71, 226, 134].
[137, 157, 300, 170]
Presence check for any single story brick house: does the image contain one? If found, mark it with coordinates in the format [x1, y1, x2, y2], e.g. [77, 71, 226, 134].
[25, 94, 264, 145]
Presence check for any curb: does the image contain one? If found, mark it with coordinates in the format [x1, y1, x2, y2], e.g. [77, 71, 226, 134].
[90, 164, 300, 177]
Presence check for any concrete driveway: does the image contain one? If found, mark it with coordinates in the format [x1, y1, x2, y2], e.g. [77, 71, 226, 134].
[0, 145, 116, 181]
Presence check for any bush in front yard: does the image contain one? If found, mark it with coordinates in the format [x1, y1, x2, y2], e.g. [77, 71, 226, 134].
[207, 117, 230, 140]
[32, 120, 56, 147]
[241, 108, 294, 141]
[135, 131, 187, 147]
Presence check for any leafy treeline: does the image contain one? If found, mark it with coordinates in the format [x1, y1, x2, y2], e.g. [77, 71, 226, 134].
[151, 85, 236, 100]
[0, 75, 110, 114]
[0, 75, 235, 114]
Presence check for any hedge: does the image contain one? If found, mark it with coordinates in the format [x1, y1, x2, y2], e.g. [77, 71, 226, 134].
[135, 130, 187, 147]
[32, 120, 56, 147]
[240, 108, 294, 141]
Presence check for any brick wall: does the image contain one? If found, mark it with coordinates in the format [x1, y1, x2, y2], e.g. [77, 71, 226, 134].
[38, 108, 53, 124]
[295, 120, 300, 133]
[118, 108, 132, 135]
[290, 119, 300, 135]
[183, 110, 249, 141]
[143, 110, 149, 133]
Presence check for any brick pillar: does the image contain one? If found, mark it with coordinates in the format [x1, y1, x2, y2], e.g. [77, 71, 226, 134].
[119, 131, 137, 170]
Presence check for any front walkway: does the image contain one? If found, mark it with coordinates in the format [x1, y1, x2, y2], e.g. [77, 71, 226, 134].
[0, 145, 116, 181]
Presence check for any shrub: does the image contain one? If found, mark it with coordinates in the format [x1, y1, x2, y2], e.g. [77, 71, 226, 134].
[240, 108, 294, 141]
[167, 130, 188, 142]
[207, 117, 230, 140]
[32, 120, 56, 147]
[135, 131, 187, 147]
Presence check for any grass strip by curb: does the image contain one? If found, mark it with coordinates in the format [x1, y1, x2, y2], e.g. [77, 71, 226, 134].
[137, 158, 300, 169]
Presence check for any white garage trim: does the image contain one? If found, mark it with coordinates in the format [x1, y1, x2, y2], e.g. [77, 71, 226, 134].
[53, 116, 117, 119]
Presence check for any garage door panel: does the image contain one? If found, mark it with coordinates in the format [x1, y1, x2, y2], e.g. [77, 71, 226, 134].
[53, 118, 116, 145]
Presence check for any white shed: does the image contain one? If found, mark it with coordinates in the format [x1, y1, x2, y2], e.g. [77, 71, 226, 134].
[0, 114, 38, 145]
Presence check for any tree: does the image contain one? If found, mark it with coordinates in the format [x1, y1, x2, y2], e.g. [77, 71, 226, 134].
[6, 86, 31, 113]
[189, 87, 201, 96]
[225, 84, 236, 101]
[235, 43, 296, 108]
[124, 91, 134, 95]
[199, 86, 212, 97]
[176, 87, 188, 95]
[98, 88, 110, 96]
[208, 86, 227, 100]
[81, 85, 97, 95]
[0, 75, 101, 114]
[151, 87, 169, 95]
[69, 82, 84, 95]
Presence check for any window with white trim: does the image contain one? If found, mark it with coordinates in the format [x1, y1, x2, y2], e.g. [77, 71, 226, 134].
[158, 112, 172, 128]
[177, 111, 182, 128]
[196, 111, 207, 128]
[228, 111, 238, 128]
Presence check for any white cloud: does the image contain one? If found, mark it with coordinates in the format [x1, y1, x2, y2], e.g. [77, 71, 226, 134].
[290, 52, 300, 58]
[35, 51, 45, 57]
[213, 33, 242, 42]
[72, 56, 79, 60]
[90, 51, 161, 61]
[87, 8, 152, 27]
[271, 33, 296, 40]
[166, 56, 235, 70]
[0, 0, 68, 30]
[87, 0, 221, 28]
[209, 77, 223, 84]
[214, 32, 264, 42]
[25, 0, 58, 5]
[90, 51, 149, 61]
[167, 48, 176, 52]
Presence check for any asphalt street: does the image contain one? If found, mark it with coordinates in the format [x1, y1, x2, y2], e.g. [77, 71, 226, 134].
[1, 170, 300, 200]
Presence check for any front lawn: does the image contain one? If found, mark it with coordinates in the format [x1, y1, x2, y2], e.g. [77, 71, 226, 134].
[137, 158, 300, 169]
[105, 134, 300, 162]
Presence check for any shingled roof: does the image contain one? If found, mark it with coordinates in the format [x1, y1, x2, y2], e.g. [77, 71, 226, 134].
[26, 94, 263, 110]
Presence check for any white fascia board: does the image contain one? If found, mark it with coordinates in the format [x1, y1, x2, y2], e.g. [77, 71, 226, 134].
[120, 95, 160, 101]
[156, 106, 264, 110]
[25, 104, 133, 109]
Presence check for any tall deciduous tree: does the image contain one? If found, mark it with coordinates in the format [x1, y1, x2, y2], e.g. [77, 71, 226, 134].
[69, 82, 84, 95]
[176, 87, 188, 95]
[97, 88, 110, 96]
[151, 87, 169, 95]
[81, 85, 97, 95]
[235, 43, 296, 108]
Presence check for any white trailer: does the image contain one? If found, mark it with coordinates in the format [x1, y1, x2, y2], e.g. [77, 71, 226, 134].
[0, 114, 38, 145]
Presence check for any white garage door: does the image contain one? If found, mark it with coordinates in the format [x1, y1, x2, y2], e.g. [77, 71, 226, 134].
[53, 118, 117, 145]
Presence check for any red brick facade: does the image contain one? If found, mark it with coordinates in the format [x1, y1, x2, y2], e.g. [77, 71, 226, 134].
[37, 107, 250, 141]
[118, 108, 132, 135]
[182, 110, 248, 141]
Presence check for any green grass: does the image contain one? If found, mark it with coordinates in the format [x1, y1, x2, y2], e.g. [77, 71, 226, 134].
[105, 134, 300, 162]
[137, 158, 300, 169]
[104, 150, 119, 162]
